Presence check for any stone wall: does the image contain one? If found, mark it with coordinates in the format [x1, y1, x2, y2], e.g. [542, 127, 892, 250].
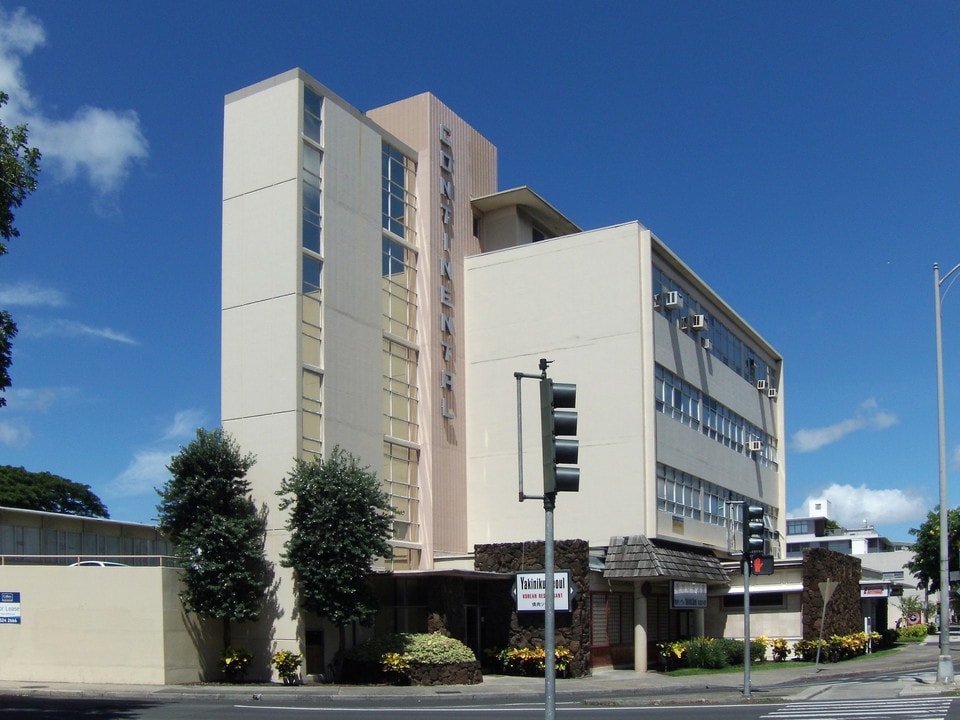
[474, 540, 591, 677]
[801, 548, 863, 639]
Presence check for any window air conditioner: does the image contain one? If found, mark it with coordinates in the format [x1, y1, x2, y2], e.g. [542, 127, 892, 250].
[701, 337, 712, 350]
[767, 387, 778, 399]
[756, 380, 768, 391]
[663, 290, 681, 308]
[749, 439, 763, 452]
[691, 314, 707, 331]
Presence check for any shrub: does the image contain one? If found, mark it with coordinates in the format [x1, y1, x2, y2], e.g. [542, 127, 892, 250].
[793, 631, 884, 663]
[271, 650, 302, 685]
[771, 638, 791, 662]
[877, 628, 898, 649]
[220, 646, 253, 682]
[897, 623, 930, 642]
[684, 637, 728, 669]
[497, 646, 574, 676]
[404, 632, 477, 664]
[343, 632, 478, 684]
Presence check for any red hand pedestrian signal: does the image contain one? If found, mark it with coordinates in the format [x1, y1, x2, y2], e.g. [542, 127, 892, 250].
[749, 555, 774, 576]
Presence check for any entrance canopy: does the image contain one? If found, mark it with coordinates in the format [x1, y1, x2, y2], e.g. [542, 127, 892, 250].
[603, 535, 729, 584]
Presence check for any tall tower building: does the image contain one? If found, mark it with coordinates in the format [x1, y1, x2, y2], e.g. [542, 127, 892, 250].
[222, 68, 785, 674]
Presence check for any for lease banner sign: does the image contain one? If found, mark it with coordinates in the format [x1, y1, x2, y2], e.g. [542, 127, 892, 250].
[0, 591, 21, 624]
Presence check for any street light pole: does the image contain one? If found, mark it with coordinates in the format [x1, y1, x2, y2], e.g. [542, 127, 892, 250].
[934, 261, 960, 685]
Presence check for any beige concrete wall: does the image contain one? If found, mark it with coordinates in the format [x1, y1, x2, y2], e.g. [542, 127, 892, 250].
[465, 223, 652, 546]
[0, 566, 215, 684]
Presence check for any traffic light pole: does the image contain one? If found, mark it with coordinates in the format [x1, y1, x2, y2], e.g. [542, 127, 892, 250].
[544, 491, 557, 720]
[515, 358, 578, 720]
[743, 555, 751, 700]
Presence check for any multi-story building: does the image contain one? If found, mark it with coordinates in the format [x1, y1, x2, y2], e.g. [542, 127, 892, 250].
[221, 68, 786, 675]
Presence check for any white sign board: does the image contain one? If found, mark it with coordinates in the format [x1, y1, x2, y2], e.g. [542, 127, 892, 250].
[671, 581, 707, 609]
[515, 571, 572, 612]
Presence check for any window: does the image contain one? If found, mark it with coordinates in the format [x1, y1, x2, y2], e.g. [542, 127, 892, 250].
[302, 256, 322, 295]
[303, 87, 322, 143]
[723, 592, 784, 609]
[382, 144, 415, 240]
[302, 143, 322, 255]
[301, 369, 322, 458]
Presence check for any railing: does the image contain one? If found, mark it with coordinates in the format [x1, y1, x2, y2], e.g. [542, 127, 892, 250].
[0, 555, 182, 567]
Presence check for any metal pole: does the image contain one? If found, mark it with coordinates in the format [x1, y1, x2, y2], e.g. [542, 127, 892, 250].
[516, 373, 525, 502]
[544, 492, 556, 720]
[934, 262, 954, 684]
[743, 557, 751, 699]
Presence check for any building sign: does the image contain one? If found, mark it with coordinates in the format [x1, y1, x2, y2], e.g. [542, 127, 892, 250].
[438, 122, 456, 421]
[670, 581, 707, 609]
[861, 584, 889, 598]
[514, 571, 572, 612]
[0, 591, 21, 624]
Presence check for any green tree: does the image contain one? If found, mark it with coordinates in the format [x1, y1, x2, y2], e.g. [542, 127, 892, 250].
[156, 428, 271, 651]
[906, 506, 960, 593]
[0, 91, 42, 407]
[277, 446, 395, 661]
[0, 465, 108, 517]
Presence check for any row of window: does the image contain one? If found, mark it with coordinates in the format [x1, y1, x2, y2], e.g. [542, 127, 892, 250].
[656, 462, 763, 533]
[0, 525, 172, 561]
[655, 364, 778, 467]
[653, 266, 775, 388]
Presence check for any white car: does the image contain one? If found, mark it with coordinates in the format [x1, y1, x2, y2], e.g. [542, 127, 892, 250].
[69, 561, 127, 567]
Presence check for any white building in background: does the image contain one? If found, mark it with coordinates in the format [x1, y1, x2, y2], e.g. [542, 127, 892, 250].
[786, 497, 920, 627]
[221, 68, 786, 675]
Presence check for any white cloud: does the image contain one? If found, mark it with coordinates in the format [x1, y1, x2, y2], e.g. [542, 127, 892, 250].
[5, 385, 62, 412]
[0, 7, 43, 107]
[0, 6, 148, 200]
[108, 410, 210, 497]
[0, 417, 31, 447]
[109, 449, 172, 498]
[32, 106, 149, 196]
[162, 409, 206, 441]
[791, 398, 899, 453]
[791, 483, 927, 529]
[0, 281, 66, 307]
[19, 317, 137, 345]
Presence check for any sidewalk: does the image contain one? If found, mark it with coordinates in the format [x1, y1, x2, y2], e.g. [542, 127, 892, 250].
[1, 637, 957, 706]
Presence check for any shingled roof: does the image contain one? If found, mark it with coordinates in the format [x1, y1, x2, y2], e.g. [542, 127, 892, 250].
[603, 535, 730, 583]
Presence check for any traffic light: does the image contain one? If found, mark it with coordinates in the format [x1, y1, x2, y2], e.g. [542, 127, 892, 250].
[540, 379, 579, 493]
[743, 505, 765, 559]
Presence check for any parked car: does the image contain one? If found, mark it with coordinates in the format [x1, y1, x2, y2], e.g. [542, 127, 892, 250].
[69, 561, 127, 567]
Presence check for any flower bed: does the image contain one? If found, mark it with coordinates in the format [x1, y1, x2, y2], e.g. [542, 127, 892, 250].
[656, 631, 887, 670]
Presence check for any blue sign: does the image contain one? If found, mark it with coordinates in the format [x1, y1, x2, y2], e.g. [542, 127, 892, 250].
[1, 591, 21, 624]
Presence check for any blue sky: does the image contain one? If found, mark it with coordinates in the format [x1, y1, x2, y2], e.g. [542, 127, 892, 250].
[0, 1, 957, 541]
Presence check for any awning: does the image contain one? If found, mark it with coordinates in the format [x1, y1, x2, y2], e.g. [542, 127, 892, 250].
[603, 535, 729, 583]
